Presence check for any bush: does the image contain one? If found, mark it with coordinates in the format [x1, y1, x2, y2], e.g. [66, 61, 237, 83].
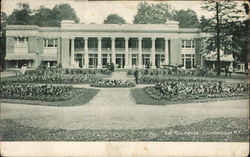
[144, 81, 249, 101]
[0, 83, 83, 101]
[90, 79, 136, 88]
[139, 75, 218, 84]
[12, 74, 101, 84]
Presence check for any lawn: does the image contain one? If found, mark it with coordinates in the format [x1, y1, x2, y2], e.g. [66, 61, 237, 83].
[130, 88, 248, 105]
[1, 88, 100, 107]
[0, 118, 248, 141]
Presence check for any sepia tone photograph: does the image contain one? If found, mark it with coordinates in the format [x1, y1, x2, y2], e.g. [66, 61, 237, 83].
[0, 0, 249, 156]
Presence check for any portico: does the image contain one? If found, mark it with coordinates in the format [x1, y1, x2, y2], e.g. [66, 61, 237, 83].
[71, 36, 169, 69]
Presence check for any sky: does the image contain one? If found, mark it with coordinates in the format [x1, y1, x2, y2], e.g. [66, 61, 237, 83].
[1, 0, 245, 24]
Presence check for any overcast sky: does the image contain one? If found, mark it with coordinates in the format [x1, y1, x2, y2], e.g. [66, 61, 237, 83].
[1, 0, 245, 24]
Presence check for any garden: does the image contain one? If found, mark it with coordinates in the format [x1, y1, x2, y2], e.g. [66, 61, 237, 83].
[91, 79, 135, 88]
[131, 79, 249, 105]
[0, 82, 99, 106]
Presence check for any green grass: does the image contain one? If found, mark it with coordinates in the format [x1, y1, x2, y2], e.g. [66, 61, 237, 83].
[130, 88, 248, 106]
[1, 88, 100, 107]
[0, 118, 248, 141]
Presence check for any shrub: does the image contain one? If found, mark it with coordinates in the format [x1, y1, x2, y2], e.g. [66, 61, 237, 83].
[90, 79, 136, 88]
[0, 83, 83, 101]
[139, 75, 218, 84]
[144, 81, 249, 101]
[12, 74, 101, 84]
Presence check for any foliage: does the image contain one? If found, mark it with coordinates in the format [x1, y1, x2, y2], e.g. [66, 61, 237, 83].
[25, 68, 112, 75]
[11, 74, 101, 84]
[201, 0, 247, 61]
[1, 12, 7, 71]
[139, 75, 217, 84]
[0, 83, 83, 101]
[133, 2, 173, 24]
[7, 3, 79, 26]
[7, 3, 33, 25]
[104, 14, 126, 24]
[91, 79, 135, 88]
[172, 9, 200, 28]
[144, 81, 249, 101]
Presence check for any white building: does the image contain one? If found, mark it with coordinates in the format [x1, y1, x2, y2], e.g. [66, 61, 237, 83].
[5, 20, 204, 69]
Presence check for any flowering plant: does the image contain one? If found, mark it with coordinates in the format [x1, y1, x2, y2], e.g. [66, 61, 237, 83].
[91, 79, 136, 88]
[12, 74, 101, 84]
[144, 81, 249, 101]
[0, 83, 84, 101]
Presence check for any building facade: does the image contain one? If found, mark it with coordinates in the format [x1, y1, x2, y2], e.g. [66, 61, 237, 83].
[5, 20, 203, 69]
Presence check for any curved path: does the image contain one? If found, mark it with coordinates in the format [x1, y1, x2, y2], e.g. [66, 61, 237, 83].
[1, 72, 249, 130]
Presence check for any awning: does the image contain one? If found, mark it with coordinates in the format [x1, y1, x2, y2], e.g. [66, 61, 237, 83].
[41, 55, 57, 61]
[5, 54, 35, 60]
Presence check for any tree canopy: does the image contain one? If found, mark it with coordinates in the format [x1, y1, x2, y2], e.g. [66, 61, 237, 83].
[172, 9, 200, 28]
[7, 3, 80, 26]
[104, 14, 126, 24]
[133, 2, 200, 28]
[7, 3, 33, 25]
[133, 2, 173, 24]
[201, 0, 246, 57]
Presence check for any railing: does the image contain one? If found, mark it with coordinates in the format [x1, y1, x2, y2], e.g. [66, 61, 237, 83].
[88, 48, 98, 52]
[75, 48, 84, 52]
[115, 48, 125, 52]
[142, 48, 151, 52]
[156, 48, 165, 52]
[129, 48, 139, 52]
[101, 48, 111, 52]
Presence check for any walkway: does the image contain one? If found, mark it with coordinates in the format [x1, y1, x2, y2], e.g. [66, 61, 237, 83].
[1, 71, 249, 130]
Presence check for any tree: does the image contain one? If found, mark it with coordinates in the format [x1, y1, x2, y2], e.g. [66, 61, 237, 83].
[133, 2, 173, 24]
[104, 14, 126, 24]
[31, 6, 55, 27]
[201, 0, 246, 75]
[7, 3, 33, 25]
[7, 3, 80, 27]
[50, 3, 80, 26]
[1, 12, 7, 71]
[200, 15, 212, 32]
[172, 9, 200, 28]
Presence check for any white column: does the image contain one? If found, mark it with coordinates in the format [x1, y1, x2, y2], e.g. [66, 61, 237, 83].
[191, 55, 193, 68]
[111, 37, 116, 65]
[138, 37, 142, 69]
[97, 37, 102, 68]
[124, 37, 129, 68]
[71, 38, 75, 66]
[184, 54, 186, 69]
[151, 37, 156, 69]
[164, 37, 169, 65]
[84, 37, 89, 68]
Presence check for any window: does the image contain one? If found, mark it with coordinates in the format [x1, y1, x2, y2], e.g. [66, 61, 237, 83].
[185, 40, 192, 48]
[48, 39, 54, 47]
[15, 37, 28, 43]
[182, 40, 185, 48]
[44, 39, 58, 47]
[182, 40, 194, 48]
[192, 40, 195, 48]
[182, 54, 195, 69]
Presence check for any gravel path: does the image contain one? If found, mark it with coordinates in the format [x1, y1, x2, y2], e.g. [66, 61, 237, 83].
[1, 99, 248, 130]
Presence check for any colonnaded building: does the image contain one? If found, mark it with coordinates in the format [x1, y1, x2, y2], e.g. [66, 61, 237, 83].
[5, 20, 205, 69]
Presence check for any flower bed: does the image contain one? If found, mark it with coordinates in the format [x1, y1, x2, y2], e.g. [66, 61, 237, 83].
[90, 79, 136, 88]
[0, 83, 83, 101]
[8, 74, 101, 84]
[26, 68, 112, 75]
[139, 75, 218, 84]
[144, 81, 249, 101]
